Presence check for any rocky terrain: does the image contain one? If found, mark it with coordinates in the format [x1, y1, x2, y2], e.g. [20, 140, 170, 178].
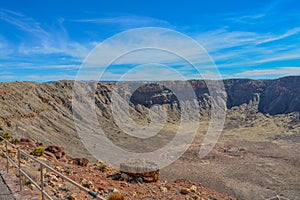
[0, 76, 299, 199]
[0, 136, 237, 200]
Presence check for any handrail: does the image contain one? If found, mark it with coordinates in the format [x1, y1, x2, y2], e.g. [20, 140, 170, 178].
[0, 135, 106, 200]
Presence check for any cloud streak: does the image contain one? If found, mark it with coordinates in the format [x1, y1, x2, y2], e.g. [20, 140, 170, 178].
[256, 27, 300, 45]
[73, 15, 171, 27]
[0, 9, 91, 59]
[235, 67, 300, 78]
[0, 9, 50, 39]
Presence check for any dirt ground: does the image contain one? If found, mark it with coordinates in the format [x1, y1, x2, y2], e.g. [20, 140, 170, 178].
[161, 112, 300, 200]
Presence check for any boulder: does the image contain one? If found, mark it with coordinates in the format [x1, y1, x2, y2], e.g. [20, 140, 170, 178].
[119, 158, 160, 183]
[19, 138, 36, 148]
[45, 145, 66, 159]
[72, 158, 89, 167]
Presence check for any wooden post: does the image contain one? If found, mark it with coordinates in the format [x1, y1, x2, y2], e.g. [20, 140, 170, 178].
[18, 148, 22, 191]
[40, 164, 45, 200]
[18, 147, 22, 191]
[5, 141, 8, 173]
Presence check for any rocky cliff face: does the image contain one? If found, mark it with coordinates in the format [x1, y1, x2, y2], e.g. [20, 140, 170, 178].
[127, 76, 300, 115]
[223, 76, 300, 114]
[0, 76, 299, 157]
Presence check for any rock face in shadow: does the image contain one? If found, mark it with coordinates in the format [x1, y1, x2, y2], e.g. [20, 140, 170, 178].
[127, 76, 300, 115]
[223, 76, 300, 114]
[259, 76, 300, 114]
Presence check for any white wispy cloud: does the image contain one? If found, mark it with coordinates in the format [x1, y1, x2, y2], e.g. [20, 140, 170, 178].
[22, 74, 75, 81]
[234, 67, 300, 78]
[0, 9, 91, 59]
[0, 74, 76, 82]
[0, 71, 12, 75]
[254, 53, 300, 64]
[4, 63, 80, 70]
[192, 25, 300, 70]
[18, 41, 90, 59]
[0, 75, 16, 80]
[83, 28, 215, 67]
[256, 27, 300, 45]
[73, 15, 171, 27]
[0, 36, 14, 58]
[75, 27, 222, 81]
[0, 9, 50, 39]
[196, 28, 259, 52]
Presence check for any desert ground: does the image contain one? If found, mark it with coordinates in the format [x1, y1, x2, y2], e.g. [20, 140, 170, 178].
[161, 111, 300, 200]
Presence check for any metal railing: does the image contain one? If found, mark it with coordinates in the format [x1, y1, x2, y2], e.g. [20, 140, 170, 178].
[0, 136, 106, 200]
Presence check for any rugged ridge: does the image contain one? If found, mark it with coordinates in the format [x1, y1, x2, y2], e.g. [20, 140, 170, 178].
[0, 76, 299, 127]
[224, 76, 300, 114]
[0, 76, 299, 156]
[126, 76, 300, 114]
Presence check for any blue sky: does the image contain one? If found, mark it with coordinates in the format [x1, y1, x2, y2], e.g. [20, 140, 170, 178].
[0, 0, 300, 82]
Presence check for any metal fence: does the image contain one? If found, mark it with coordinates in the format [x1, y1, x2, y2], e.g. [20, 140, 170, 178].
[0, 136, 106, 200]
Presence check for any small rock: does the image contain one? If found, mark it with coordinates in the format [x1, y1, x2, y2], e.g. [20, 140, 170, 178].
[108, 188, 119, 193]
[190, 185, 197, 192]
[64, 168, 71, 174]
[136, 177, 143, 183]
[95, 164, 107, 172]
[160, 186, 168, 193]
[120, 182, 128, 187]
[27, 183, 36, 190]
[54, 166, 63, 172]
[239, 147, 247, 152]
[72, 158, 89, 167]
[51, 188, 57, 195]
[48, 180, 55, 188]
[58, 183, 69, 192]
[108, 173, 121, 180]
[20, 160, 27, 164]
[165, 185, 171, 190]
[180, 187, 190, 194]
[192, 194, 200, 199]
[68, 194, 77, 200]
[209, 196, 218, 200]
[81, 179, 94, 189]
[49, 174, 59, 182]
[120, 173, 129, 181]
[56, 193, 64, 199]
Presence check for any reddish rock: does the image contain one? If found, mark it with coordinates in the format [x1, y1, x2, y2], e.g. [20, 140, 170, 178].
[19, 138, 36, 148]
[44, 151, 58, 161]
[45, 145, 66, 159]
[72, 158, 89, 167]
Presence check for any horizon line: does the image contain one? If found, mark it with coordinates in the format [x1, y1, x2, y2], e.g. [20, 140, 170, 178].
[0, 75, 299, 84]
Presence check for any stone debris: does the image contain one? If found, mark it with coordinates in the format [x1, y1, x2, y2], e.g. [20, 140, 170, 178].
[0, 135, 238, 200]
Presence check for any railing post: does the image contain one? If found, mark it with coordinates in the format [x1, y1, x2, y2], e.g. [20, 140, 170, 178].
[40, 163, 45, 200]
[5, 140, 9, 173]
[18, 147, 22, 191]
